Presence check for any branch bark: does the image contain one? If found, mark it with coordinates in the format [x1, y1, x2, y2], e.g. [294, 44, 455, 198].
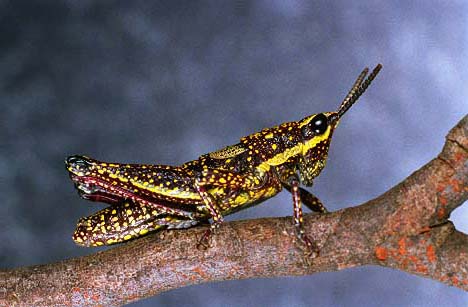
[1, 115, 467, 307]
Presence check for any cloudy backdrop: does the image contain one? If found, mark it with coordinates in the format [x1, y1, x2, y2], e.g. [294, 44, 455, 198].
[1, 1, 467, 306]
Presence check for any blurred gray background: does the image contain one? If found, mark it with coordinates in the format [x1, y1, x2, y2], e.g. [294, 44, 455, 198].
[1, 1, 467, 306]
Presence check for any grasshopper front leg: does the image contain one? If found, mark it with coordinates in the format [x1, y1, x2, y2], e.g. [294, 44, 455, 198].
[277, 167, 323, 257]
[194, 168, 264, 249]
[289, 177, 320, 257]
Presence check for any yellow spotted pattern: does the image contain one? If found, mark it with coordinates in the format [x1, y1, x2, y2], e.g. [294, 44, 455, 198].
[73, 201, 198, 247]
[68, 111, 340, 246]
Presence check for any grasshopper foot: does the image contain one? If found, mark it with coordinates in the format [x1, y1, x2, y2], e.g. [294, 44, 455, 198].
[196, 228, 213, 250]
[295, 229, 319, 258]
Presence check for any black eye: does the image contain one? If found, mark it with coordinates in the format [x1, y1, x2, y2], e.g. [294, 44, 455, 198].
[301, 113, 328, 138]
[312, 113, 328, 134]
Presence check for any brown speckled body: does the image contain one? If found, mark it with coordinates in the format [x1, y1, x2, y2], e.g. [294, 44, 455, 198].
[66, 64, 382, 253]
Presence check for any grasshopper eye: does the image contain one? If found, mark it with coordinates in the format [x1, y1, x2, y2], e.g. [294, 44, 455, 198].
[302, 113, 328, 138]
[312, 113, 328, 134]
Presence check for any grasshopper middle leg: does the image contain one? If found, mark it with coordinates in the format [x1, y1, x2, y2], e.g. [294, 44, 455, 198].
[194, 168, 265, 249]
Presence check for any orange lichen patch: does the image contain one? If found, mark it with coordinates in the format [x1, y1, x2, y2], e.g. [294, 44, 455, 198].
[437, 208, 446, 219]
[387, 248, 399, 259]
[401, 258, 409, 268]
[398, 238, 407, 256]
[426, 245, 436, 262]
[375, 246, 388, 261]
[176, 271, 189, 280]
[439, 195, 448, 205]
[416, 263, 428, 274]
[449, 179, 462, 193]
[382, 197, 436, 236]
[437, 194, 448, 219]
[380, 234, 440, 279]
[451, 276, 459, 286]
[192, 266, 209, 279]
[454, 152, 464, 162]
[402, 252, 428, 274]
[382, 220, 402, 238]
[91, 293, 100, 302]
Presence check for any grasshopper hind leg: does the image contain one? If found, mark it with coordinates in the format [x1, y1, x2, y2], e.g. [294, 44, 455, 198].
[73, 200, 199, 247]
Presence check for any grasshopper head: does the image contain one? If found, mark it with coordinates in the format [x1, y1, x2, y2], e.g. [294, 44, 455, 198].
[66, 155, 96, 177]
[297, 111, 337, 185]
[65, 155, 123, 203]
[297, 64, 382, 186]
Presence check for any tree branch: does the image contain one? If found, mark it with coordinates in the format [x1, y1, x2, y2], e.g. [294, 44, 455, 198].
[2, 115, 467, 307]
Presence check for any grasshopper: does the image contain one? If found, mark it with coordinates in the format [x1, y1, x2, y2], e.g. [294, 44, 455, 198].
[66, 64, 382, 256]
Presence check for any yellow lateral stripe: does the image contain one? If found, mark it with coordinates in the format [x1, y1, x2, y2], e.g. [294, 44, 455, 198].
[298, 115, 315, 128]
[259, 126, 331, 169]
[302, 125, 331, 154]
[131, 181, 200, 199]
[111, 173, 129, 182]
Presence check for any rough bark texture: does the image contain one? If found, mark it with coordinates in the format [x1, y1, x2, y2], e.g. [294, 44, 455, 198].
[1, 115, 467, 307]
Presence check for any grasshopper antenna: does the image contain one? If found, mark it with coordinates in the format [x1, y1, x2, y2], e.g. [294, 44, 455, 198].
[337, 64, 382, 118]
